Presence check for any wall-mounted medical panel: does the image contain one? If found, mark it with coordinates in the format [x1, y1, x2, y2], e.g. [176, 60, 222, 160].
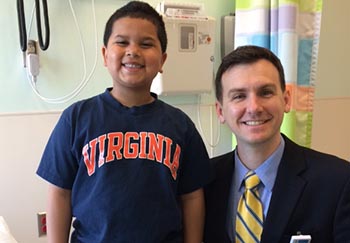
[151, 16, 216, 95]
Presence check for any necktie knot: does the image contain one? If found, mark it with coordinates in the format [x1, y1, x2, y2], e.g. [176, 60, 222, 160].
[244, 170, 260, 190]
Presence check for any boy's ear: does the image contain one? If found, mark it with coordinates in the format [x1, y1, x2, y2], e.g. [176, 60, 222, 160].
[101, 46, 108, 67]
[159, 53, 167, 73]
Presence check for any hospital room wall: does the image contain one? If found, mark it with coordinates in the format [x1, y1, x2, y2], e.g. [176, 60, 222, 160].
[311, 0, 350, 161]
[0, 0, 349, 242]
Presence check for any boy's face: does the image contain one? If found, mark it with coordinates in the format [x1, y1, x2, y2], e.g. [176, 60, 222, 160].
[102, 17, 167, 92]
[216, 59, 291, 148]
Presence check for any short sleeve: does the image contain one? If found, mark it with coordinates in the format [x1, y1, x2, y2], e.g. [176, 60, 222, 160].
[177, 124, 213, 194]
[36, 109, 78, 189]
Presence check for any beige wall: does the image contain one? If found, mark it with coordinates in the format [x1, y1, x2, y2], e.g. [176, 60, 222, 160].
[311, 0, 350, 161]
[312, 98, 350, 160]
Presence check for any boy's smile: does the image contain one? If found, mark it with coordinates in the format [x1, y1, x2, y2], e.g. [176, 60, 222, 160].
[102, 17, 167, 105]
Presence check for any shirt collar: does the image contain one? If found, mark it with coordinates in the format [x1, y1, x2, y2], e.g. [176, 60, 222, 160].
[234, 135, 285, 192]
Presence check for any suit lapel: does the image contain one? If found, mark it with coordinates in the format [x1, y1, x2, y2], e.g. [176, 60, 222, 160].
[205, 152, 234, 243]
[217, 152, 235, 242]
[261, 136, 307, 243]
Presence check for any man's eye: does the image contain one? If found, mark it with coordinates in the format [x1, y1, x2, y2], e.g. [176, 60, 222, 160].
[232, 94, 245, 101]
[261, 89, 274, 97]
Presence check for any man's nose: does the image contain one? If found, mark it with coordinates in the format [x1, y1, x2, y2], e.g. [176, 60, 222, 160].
[246, 95, 262, 112]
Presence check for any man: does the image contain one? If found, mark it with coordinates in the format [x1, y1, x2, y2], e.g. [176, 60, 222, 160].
[204, 45, 350, 243]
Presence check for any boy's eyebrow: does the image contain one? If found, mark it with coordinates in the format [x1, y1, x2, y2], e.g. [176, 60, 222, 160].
[112, 34, 157, 42]
[112, 34, 127, 39]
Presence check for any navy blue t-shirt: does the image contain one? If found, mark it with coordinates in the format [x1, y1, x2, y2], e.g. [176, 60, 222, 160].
[37, 88, 212, 242]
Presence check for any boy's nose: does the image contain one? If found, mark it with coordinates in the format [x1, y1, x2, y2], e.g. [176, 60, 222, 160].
[126, 45, 140, 58]
[126, 51, 139, 57]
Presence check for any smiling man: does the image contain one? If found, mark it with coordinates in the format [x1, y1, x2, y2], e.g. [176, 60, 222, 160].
[203, 45, 350, 243]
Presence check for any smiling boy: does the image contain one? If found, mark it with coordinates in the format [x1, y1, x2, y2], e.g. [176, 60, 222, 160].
[37, 2, 211, 242]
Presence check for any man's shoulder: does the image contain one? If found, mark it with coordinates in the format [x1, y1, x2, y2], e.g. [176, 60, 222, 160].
[284, 135, 350, 175]
[211, 151, 234, 166]
[303, 147, 350, 174]
[211, 151, 234, 161]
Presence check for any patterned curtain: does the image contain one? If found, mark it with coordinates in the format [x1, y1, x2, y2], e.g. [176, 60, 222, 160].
[234, 0, 323, 147]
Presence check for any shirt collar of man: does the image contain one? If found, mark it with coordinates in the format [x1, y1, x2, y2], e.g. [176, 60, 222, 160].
[234, 135, 285, 193]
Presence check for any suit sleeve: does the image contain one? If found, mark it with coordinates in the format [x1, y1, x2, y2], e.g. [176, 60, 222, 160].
[334, 177, 350, 242]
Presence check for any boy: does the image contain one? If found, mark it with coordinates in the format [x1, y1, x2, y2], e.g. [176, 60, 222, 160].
[37, 1, 211, 242]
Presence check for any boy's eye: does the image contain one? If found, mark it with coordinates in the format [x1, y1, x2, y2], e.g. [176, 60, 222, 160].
[140, 42, 153, 48]
[116, 40, 128, 46]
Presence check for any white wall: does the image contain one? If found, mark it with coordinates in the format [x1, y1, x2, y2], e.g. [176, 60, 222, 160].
[0, 112, 59, 243]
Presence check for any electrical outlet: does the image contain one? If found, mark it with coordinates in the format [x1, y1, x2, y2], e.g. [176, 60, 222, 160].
[37, 212, 47, 237]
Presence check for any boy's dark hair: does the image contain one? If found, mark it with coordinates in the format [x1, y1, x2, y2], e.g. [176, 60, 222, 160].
[103, 1, 167, 53]
[215, 45, 286, 103]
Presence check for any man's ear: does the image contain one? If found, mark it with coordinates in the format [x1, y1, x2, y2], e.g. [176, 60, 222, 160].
[215, 100, 225, 124]
[283, 88, 292, 113]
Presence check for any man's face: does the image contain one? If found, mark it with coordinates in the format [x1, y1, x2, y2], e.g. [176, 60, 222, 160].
[216, 59, 291, 148]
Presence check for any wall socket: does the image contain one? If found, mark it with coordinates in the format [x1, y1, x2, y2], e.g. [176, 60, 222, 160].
[37, 212, 47, 237]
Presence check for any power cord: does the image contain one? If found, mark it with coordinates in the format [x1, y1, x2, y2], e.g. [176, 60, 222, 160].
[25, 0, 98, 104]
[196, 94, 221, 156]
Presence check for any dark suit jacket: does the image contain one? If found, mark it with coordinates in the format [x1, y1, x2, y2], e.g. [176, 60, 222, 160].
[204, 135, 350, 243]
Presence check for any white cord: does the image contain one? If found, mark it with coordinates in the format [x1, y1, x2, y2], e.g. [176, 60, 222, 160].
[196, 94, 221, 149]
[26, 0, 98, 104]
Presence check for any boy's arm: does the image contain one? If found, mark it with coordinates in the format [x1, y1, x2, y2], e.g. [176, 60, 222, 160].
[47, 183, 72, 243]
[180, 188, 205, 243]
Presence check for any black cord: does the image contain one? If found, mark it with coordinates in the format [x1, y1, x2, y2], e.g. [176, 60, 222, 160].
[16, 0, 50, 52]
[16, 0, 27, 52]
[35, 0, 50, 50]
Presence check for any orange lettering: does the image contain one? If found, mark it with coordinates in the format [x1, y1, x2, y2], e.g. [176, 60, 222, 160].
[148, 133, 164, 162]
[82, 138, 98, 176]
[139, 132, 147, 159]
[106, 132, 123, 162]
[124, 132, 139, 159]
[163, 137, 173, 168]
[170, 144, 181, 180]
[98, 134, 107, 167]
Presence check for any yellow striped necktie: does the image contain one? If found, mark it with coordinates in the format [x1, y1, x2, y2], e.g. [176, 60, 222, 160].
[236, 170, 264, 243]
